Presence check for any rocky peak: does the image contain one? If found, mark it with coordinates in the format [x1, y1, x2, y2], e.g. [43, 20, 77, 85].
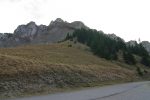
[55, 18, 64, 23]
[37, 24, 48, 35]
[71, 21, 88, 29]
[27, 21, 36, 26]
[126, 40, 137, 47]
[0, 18, 90, 47]
[14, 21, 38, 39]
[49, 18, 88, 30]
[49, 18, 66, 27]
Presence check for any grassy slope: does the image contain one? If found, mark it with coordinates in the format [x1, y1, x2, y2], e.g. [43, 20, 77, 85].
[0, 42, 142, 98]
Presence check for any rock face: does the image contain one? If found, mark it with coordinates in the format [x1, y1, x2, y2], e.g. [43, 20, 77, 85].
[0, 18, 88, 47]
[14, 21, 38, 39]
[0, 18, 150, 54]
[141, 41, 150, 53]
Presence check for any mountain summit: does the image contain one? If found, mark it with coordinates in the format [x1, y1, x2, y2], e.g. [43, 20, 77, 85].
[0, 18, 150, 54]
[0, 18, 88, 47]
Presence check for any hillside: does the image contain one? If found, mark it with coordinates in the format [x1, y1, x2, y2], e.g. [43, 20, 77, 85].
[0, 19, 150, 99]
[66, 29, 150, 67]
[0, 42, 143, 99]
[0, 18, 150, 55]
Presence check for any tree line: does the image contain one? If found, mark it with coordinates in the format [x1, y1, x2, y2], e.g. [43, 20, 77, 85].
[66, 28, 150, 67]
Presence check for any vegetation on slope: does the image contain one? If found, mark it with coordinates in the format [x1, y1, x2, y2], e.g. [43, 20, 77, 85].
[0, 29, 150, 98]
[0, 43, 139, 98]
[66, 28, 150, 66]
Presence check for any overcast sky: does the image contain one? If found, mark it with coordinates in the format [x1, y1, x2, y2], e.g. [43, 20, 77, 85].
[0, 0, 150, 42]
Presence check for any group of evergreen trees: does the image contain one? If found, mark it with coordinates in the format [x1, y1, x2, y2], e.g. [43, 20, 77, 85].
[126, 42, 150, 66]
[68, 29, 126, 60]
[66, 28, 150, 67]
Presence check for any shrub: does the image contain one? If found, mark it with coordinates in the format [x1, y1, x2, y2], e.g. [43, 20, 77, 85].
[123, 51, 136, 65]
[136, 67, 143, 76]
[141, 56, 150, 67]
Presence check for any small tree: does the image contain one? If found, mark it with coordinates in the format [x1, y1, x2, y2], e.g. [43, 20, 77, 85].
[123, 51, 136, 65]
[136, 67, 143, 76]
[141, 56, 150, 67]
[65, 33, 70, 40]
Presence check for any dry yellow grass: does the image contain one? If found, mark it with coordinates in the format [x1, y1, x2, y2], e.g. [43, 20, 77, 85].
[0, 42, 137, 80]
[0, 42, 139, 98]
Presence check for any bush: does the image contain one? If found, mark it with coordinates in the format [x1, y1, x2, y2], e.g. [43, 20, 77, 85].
[65, 28, 150, 63]
[123, 51, 136, 65]
[141, 56, 150, 67]
[136, 67, 143, 76]
[70, 29, 124, 60]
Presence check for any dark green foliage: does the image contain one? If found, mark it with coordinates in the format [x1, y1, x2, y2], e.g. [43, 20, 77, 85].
[65, 28, 150, 66]
[136, 67, 143, 76]
[65, 33, 73, 41]
[127, 43, 149, 57]
[71, 29, 126, 60]
[123, 51, 136, 65]
[141, 56, 150, 67]
[65, 33, 70, 40]
[127, 43, 150, 66]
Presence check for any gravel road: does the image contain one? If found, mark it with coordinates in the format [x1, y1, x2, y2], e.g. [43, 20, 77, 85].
[8, 81, 150, 100]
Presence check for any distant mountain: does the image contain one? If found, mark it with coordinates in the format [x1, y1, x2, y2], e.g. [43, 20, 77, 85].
[0, 18, 150, 54]
[0, 18, 88, 47]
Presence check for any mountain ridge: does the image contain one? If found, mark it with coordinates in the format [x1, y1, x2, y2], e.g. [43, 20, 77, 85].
[0, 18, 150, 54]
[0, 18, 150, 98]
[0, 18, 88, 47]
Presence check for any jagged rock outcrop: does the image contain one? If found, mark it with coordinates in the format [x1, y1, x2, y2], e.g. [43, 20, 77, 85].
[14, 21, 38, 39]
[71, 21, 89, 29]
[0, 18, 88, 47]
[0, 18, 150, 54]
[0, 33, 13, 40]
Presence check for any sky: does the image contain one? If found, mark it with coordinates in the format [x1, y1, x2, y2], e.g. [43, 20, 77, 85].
[0, 0, 150, 42]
